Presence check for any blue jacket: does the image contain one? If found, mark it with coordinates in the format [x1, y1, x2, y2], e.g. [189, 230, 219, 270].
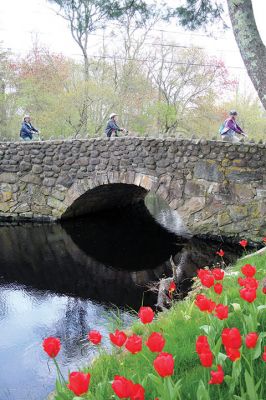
[105, 119, 122, 137]
[20, 122, 38, 139]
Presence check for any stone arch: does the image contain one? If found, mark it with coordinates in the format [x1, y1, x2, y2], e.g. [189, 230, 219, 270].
[60, 171, 159, 219]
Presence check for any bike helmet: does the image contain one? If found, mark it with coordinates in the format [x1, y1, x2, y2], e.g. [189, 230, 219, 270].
[110, 113, 118, 119]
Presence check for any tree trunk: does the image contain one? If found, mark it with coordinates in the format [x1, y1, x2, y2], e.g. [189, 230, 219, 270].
[227, 0, 266, 110]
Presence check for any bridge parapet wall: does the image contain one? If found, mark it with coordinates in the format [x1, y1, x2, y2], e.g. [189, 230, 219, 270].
[0, 137, 265, 241]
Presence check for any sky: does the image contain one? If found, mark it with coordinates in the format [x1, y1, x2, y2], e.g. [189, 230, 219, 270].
[0, 0, 266, 92]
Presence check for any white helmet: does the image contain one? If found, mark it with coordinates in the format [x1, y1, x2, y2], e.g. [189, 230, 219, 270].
[109, 113, 118, 119]
[24, 114, 30, 120]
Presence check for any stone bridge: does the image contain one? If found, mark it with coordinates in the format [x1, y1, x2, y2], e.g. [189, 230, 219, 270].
[0, 137, 265, 241]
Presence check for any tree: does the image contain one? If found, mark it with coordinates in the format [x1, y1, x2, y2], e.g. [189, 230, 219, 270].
[14, 43, 79, 139]
[171, 0, 266, 111]
[145, 44, 236, 135]
[0, 46, 15, 139]
[48, 0, 156, 134]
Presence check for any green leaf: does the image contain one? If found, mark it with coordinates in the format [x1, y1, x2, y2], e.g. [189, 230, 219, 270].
[199, 325, 212, 335]
[213, 338, 222, 357]
[224, 375, 232, 387]
[217, 351, 227, 363]
[196, 380, 210, 400]
[147, 373, 161, 386]
[252, 334, 263, 360]
[244, 314, 257, 332]
[255, 379, 262, 392]
[257, 305, 266, 311]
[244, 370, 258, 400]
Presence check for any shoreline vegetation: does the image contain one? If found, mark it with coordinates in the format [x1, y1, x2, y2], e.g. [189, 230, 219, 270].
[45, 244, 266, 400]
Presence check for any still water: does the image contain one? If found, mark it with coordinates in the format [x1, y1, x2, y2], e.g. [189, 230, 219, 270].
[0, 197, 243, 400]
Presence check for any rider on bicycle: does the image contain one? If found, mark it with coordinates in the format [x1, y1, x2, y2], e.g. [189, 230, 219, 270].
[105, 113, 126, 138]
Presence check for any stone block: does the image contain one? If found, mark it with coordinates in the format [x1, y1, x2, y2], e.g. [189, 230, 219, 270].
[56, 175, 74, 188]
[226, 170, 262, 183]
[184, 181, 206, 197]
[228, 205, 248, 222]
[231, 183, 256, 201]
[20, 161, 32, 172]
[194, 160, 224, 182]
[43, 178, 56, 187]
[32, 165, 43, 174]
[21, 174, 41, 185]
[79, 157, 89, 166]
[178, 197, 206, 215]
[0, 191, 12, 202]
[256, 189, 266, 198]
[47, 196, 66, 212]
[14, 203, 31, 213]
[0, 173, 18, 183]
[218, 212, 232, 226]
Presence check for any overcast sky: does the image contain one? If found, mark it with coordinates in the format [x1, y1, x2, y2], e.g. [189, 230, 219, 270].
[0, 0, 265, 90]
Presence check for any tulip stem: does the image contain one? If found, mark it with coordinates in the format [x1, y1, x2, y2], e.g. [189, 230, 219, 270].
[53, 358, 67, 385]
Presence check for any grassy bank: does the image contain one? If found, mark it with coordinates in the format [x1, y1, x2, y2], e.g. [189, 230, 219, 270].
[52, 251, 266, 399]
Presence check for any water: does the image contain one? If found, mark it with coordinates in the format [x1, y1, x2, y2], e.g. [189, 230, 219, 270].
[0, 199, 243, 400]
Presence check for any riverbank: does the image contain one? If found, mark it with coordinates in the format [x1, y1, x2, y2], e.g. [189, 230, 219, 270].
[51, 250, 266, 399]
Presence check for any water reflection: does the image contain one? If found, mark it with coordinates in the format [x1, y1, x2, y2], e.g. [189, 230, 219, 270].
[145, 192, 190, 237]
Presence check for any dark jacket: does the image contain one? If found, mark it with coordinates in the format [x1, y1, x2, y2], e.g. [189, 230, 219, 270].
[20, 122, 38, 139]
[105, 119, 123, 137]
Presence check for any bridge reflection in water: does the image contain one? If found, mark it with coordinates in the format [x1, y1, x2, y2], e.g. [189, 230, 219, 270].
[0, 198, 243, 400]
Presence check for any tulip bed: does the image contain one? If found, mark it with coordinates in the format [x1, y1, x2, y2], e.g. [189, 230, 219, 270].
[44, 248, 266, 400]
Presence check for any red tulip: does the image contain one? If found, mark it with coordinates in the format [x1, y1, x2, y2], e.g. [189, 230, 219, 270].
[112, 376, 134, 398]
[169, 281, 176, 293]
[215, 304, 228, 320]
[67, 372, 90, 396]
[216, 249, 224, 257]
[125, 334, 142, 354]
[87, 330, 102, 345]
[146, 332, 165, 353]
[109, 330, 127, 347]
[222, 328, 242, 349]
[130, 383, 145, 400]
[241, 264, 256, 277]
[197, 269, 214, 288]
[225, 347, 241, 362]
[263, 287, 266, 295]
[212, 268, 224, 281]
[199, 351, 213, 367]
[138, 306, 155, 324]
[153, 352, 174, 377]
[209, 365, 224, 384]
[195, 294, 216, 313]
[214, 283, 223, 294]
[238, 277, 259, 290]
[242, 277, 259, 289]
[240, 287, 257, 303]
[262, 346, 266, 362]
[245, 332, 259, 349]
[238, 277, 245, 286]
[239, 239, 248, 248]
[196, 336, 210, 354]
[42, 337, 61, 358]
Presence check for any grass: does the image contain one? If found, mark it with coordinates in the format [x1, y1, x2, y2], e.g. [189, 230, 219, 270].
[54, 252, 266, 399]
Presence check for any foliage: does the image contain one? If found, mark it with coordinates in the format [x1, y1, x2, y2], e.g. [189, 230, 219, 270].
[172, 0, 225, 30]
[1, 35, 266, 141]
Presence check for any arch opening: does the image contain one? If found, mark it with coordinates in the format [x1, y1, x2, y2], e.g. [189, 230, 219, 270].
[62, 183, 147, 219]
